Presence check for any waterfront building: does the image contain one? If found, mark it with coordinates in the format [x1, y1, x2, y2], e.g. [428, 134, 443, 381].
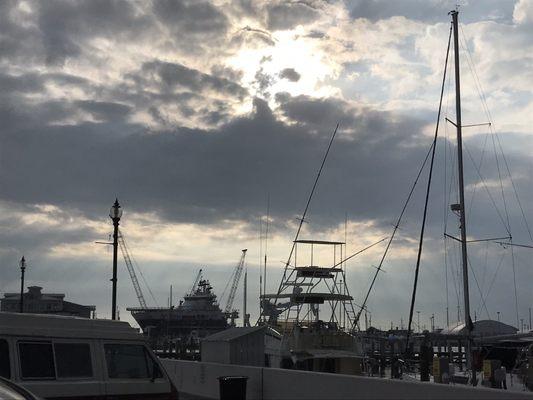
[0, 286, 95, 318]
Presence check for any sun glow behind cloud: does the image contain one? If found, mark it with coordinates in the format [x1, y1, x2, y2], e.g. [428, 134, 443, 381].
[228, 27, 339, 104]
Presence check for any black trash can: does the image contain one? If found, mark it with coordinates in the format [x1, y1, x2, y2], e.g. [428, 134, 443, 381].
[218, 376, 248, 400]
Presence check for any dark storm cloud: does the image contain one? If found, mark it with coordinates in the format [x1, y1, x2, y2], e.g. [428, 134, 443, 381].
[275, 93, 425, 148]
[139, 61, 248, 100]
[1, 0, 233, 67]
[279, 68, 301, 82]
[75, 100, 132, 122]
[210, 65, 245, 83]
[43, 73, 91, 88]
[231, 26, 276, 47]
[1, 55, 531, 241]
[266, 1, 322, 31]
[345, 0, 517, 23]
[153, 0, 228, 36]
[0, 71, 91, 97]
[276, 93, 358, 130]
[229, 1, 322, 32]
[0, 91, 446, 232]
[0, 96, 76, 129]
[0, 72, 44, 93]
[152, 0, 231, 55]
[0, 204, 99, 256]
[114, 60, 249, 125]
[36, 0, 154, 65]
[0, 1, 39, 62]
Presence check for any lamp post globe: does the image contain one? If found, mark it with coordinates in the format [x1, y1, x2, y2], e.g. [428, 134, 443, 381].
[109, 199, 123, 221]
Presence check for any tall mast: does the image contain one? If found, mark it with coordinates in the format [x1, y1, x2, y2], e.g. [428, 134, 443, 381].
[451, 10, 473, 372]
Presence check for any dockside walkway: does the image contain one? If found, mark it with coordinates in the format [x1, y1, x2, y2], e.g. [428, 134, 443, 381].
[161, 359, 533, 400]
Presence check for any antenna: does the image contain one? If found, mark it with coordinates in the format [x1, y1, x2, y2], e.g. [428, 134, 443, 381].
[259, 213, 263, 313]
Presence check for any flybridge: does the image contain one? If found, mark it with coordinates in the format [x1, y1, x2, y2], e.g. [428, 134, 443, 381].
[261, 237, 359, 329]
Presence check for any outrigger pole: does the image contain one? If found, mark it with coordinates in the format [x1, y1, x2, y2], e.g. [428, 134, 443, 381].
[450, 9, 474, 381]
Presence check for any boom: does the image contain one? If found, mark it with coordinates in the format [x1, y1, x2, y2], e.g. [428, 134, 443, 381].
[224, 249, 247, 314]
[189, 269, 203, 296]
[118, 229, 148, 309]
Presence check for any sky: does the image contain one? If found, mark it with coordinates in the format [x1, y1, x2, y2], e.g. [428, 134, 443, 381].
[1, 0, 533, 332]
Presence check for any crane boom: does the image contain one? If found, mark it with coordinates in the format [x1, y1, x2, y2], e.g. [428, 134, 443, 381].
[118, 229, 148, 309]
[188, 269, 203, 296]
[224, 249, 247, 314]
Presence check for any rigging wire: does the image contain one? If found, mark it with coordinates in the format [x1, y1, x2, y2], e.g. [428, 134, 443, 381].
[510, 241, 520, 327]
[480, 240, 489, 292]
[490, 130, 512, 233]
[466, 131, 490, 224]
[406, 23, 452, 349]
[460, 24, 525, 326]
[447, 237, 462, 322]
[475, 247, 506, 317]
[459, 24, 531, 241]
[354, 130, 441, 328]
[442, 49, 456, 325]
[463, 144, 511, 235]
[466, 254, 491, 320]
[495, 134, 533, 242]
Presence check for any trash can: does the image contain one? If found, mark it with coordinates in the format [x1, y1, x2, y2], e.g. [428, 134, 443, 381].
[218, 376, 248, 400]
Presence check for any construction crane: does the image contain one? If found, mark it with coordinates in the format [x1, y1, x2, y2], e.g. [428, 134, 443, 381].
[223, 249, 247, 324]
[188, 269, 203, 296]
[118, 229, 147, 309]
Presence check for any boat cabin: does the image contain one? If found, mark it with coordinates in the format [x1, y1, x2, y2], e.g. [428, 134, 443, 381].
[0, 312, 178, 399]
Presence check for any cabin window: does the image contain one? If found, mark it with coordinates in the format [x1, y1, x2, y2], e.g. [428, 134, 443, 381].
[19, 342, 55, 379]
[105, 344, 150, 379]
[0, 339, 10, 379]
[54, 343, 93, 378]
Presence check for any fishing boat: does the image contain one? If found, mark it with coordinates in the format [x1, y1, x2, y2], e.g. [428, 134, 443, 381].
[261, 239, 365, 373]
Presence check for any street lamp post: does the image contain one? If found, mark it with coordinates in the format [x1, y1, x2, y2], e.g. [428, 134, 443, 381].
[109, 199, 122, 320]
[19, 256, 26, 313]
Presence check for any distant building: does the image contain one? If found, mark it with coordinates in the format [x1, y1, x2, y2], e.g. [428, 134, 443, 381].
[440, 320, 518, 337]
[1, 286, 95, 318]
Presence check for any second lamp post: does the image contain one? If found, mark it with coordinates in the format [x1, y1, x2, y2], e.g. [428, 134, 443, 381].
[19, 256, 26, 313]
[109, 199, 122, 320]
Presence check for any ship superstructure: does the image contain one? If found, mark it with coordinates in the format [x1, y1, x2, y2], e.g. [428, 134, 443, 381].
[127, 278, 228, 353]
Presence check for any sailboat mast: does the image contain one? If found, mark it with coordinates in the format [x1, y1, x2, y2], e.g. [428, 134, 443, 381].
[451, 10, 473, 371]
